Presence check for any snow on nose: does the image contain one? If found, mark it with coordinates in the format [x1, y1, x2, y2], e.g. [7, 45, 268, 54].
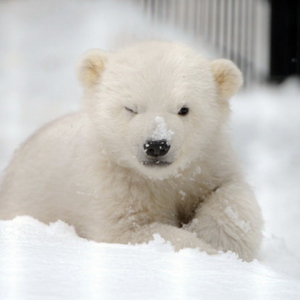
[152, 116, 174, 142]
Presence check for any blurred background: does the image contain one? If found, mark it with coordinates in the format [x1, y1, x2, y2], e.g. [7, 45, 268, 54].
[0, 0, 299, 268]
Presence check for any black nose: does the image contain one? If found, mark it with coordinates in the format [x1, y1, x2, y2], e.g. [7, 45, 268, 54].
[144, 140, 170, 157]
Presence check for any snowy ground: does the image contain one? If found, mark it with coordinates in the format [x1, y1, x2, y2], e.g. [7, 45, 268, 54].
[0, 0, 300, 299]
[1, 217, 300, 300]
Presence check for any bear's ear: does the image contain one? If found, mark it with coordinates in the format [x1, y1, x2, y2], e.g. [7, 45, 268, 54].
[210, 59, 243, 101]
[77, 49, 107, 89]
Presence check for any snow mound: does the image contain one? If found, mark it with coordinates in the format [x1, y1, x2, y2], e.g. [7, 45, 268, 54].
[0, 217, 300, 300]
[232, 79, 300, 259]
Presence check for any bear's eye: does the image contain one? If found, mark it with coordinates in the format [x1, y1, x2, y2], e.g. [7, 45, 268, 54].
[125, 107, 137, 114]
[178, 107, 189, 116]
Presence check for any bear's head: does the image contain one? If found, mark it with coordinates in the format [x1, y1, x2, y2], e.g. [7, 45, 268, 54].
[77, 41, 242, 180]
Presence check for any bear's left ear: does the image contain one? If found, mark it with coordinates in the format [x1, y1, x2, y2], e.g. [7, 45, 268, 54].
[77, 49, 107, 89]
[210, 59, 243, 101]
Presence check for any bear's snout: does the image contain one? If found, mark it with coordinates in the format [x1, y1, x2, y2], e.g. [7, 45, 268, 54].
[144, 140, 170, 157]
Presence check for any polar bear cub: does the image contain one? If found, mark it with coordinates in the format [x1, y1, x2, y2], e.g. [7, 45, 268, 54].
[0, 41, 263, 261]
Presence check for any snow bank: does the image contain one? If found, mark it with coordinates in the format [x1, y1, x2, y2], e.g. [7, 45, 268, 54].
[232, 80, 300, 261]
[0, 217, 300, 300]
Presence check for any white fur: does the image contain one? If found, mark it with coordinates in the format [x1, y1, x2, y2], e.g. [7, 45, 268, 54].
[0, 41, 263, 261]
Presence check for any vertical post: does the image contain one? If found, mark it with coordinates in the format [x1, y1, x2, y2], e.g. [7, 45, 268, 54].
[270, 0, 300, 82]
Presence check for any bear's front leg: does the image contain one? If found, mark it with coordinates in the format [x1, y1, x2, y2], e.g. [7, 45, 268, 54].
[114, 222, 217, 255]
[186, 181, 263, 261]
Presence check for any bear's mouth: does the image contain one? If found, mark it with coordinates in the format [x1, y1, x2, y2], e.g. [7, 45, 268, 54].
[142, 160, 172, 167]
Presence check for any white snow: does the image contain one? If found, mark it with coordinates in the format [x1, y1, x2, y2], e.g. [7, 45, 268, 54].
[224, 206, 251, 233]
[1, 217, 300, 300]
[0, 0, 300, 299]
[152, 116, 174, 142]
[232, 81, 300, 260]
[179, 190, 187, 201]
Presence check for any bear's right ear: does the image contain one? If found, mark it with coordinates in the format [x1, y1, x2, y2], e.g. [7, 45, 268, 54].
[77, 49, 107, 89]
